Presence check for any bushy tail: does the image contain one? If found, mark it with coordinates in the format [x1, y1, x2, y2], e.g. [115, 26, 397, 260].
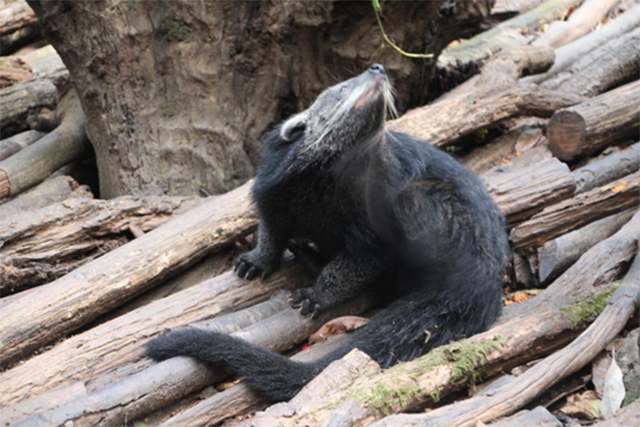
[145, 285, 501, 402]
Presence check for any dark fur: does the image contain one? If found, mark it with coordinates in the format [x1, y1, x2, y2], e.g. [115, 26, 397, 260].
[146, 66, 509, 402]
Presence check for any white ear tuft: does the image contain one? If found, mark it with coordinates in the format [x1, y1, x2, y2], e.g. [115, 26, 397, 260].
[280, 112, 308, 141]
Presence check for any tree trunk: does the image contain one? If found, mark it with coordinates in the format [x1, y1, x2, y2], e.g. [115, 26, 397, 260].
[28, 0, 493, 198]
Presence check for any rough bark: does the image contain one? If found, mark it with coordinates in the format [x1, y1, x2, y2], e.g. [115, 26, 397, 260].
[0, 74, 58, 137]
[486, 157, 576, 226]
[0, 88, 86, 199]
[437, 0, 582, 70]
[573, 142, 640, 194]
[389, 86, 583, 147]
[0, 129, 44, 160]
[532, 0, 620, 48]
[0, 56, 32, 88]
[0, 180, 257, 367]
[29, 0, 493, 198]
[536, 208, 636, 284]
[18, 44, 65, 77]
[522, 4, 640, 84]
[547, 80, 640, 161]
[488, 407, 562, 427]
[0, 0, 40, 53]
[510, 171, 640, 249]
[541, 27, 640, 97]
[0, 195, 201, 295]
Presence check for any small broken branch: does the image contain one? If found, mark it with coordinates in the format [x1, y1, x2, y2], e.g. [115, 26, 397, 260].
[0, 129, 45, 160]
[573, 142, 640, 194]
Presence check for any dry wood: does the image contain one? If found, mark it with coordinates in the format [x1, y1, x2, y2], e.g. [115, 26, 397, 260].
[0, 88, 86, 199]
[0, 180, 256, 367]
[536, 208, 636, 284]
[547, 80, 640, 161]
[18, 44, 66, 77]
[573, 142, 640, 194]
[510, 171, 640, 249]
[389, 86, 583, 148]
[492, 0, 547, 14]
[0, 195, 201, 295]
[437, 0, 582, 70]
[0, 129, 44, 160]
[541, 27, 640, 97]
[485, 157, 575, 226]
[0, 56, 32, 88]
[0, 0, 39, 52]
[488, 406, 561, 426]
[533, 0, 620, 48]
[0, 74, 58, 137]
[591, 398, 640, 426]
[523, 4, 640, 84]
[369, 253, 639, 427]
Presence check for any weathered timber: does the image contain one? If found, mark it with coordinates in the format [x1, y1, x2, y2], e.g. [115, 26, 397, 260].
[523, 4, 640, 84]
[510, 171, 640, 248]
[492, 0, 547, 14]
[437, 0, 582, 70]
[536, 208, 636, 284]
[0, 74, 58, 137]
[486, 157, 575, 226]
[0, 0, 39, 53]
[573, 142, 640, 194]
[533, 0, 620, 48]
[0, 180, 257, 367]
[591, 398, 640, 427]
[547, 80, 640, 161]
[541, 27, 640, 97]
[0, 88, 86, 199]
[0, 129, 44, 160]
[368, 254, 639, 427]
[488, 407, 561, 426]
[0, 56, 32, 89]
[18, 44, 66, 77]
[389, 86, 583, 147]
[0, 195, 201, 295]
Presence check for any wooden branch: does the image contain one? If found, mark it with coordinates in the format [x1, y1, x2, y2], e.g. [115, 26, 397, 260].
[0, 88, 86, 199]
[0, 75, 58, 137]
[389, 86, 583, 147]
[0, 0, 39, 52]
[573, 142, 640, 194]
[536, 208, 636, 284]
[488, 406, 561, 426]
[0, 56, 32, 88]
[0, 180, 256, 367]
[0, 129, 44, 160]
[591, 398, 640, 426]
[18, 44, 66, 77]
[0, 195, 201, 295]
[369, 254, 639, 427]
[511, 171, 639, 249]
[437, 0, 582, 70]
[541, 27, 640, 97]
[492, 0, 547, 14]
[486, 157, 575, 226]
[523, 4, 640, 84]
[533, 0, 620, 48]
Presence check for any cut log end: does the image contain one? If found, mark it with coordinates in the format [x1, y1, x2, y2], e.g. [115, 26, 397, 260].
[548, 110, 586, 161]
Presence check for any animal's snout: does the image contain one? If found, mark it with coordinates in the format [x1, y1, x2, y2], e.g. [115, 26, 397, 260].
[369, 64, 385, 75]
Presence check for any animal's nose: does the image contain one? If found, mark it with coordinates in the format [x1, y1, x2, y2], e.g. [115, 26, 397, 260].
[369, 64, 386, 74]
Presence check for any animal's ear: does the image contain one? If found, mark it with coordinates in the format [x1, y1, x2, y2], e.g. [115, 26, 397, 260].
[280, 112, 308, 142]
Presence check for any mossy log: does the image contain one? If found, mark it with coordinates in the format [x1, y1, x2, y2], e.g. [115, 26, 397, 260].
[0, 181, 256, 367]
[0, 129, 44, 160]
[0, 195, 201, 295]
[532, 0, 620, 48]
[369, 254, 639, 427]
[389, 86, 583, 148]
[573, 142, 640, 194]
[510, 171, 640, 248]
[547, 80, 640, 161]
[541, 27, 640, 97]
[0, 88, 86, 199]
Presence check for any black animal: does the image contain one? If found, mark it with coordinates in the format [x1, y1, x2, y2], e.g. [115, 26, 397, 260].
[146, 64, 509, 402]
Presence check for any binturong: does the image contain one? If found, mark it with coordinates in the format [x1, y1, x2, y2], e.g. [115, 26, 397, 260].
[146, 64, 509, 402]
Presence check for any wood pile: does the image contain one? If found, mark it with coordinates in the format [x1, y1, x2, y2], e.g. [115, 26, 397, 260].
[0, 1, 638, 426]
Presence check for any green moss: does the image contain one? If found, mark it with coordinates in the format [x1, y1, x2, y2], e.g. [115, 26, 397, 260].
[351, 384, 422, 416]
[561, 288, 615, 330]
[169, 20, 191, 41]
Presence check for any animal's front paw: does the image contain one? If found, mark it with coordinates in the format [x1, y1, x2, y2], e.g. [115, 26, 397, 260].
[233, 250, 279, 280]
[291, 288, 323, 319]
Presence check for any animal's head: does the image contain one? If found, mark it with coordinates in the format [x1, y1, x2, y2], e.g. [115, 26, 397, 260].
[280, 64, 396, 158]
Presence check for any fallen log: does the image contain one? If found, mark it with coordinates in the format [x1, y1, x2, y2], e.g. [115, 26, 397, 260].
[0, 195, 201, 295]
[0, 180, 256, 367]
[0, 129, 44, 160]
[486, 157, 575, 226]
[510, 171, 640, 249]
[536, 208, 636, 284]
[532, 0, 620, 48]
[573, 142, 640, 194]
[18, 44, 66, 77]
[0, 0, 39, 53]
[523, 4, 640, 84]
[0, 74, 58, 137]
[492, 0, 547, 14]
[488, 406, 561, 426]
[547, 80, 640, 161]
[591, 398, 640, 426]
[0, 88, 86, 199]
[389, 86, 583, 147]
[541, 27, 640, 97]
[437, 0, 582, 70]
[369, 253, 639, 427]
[0, 56, 32, 88]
